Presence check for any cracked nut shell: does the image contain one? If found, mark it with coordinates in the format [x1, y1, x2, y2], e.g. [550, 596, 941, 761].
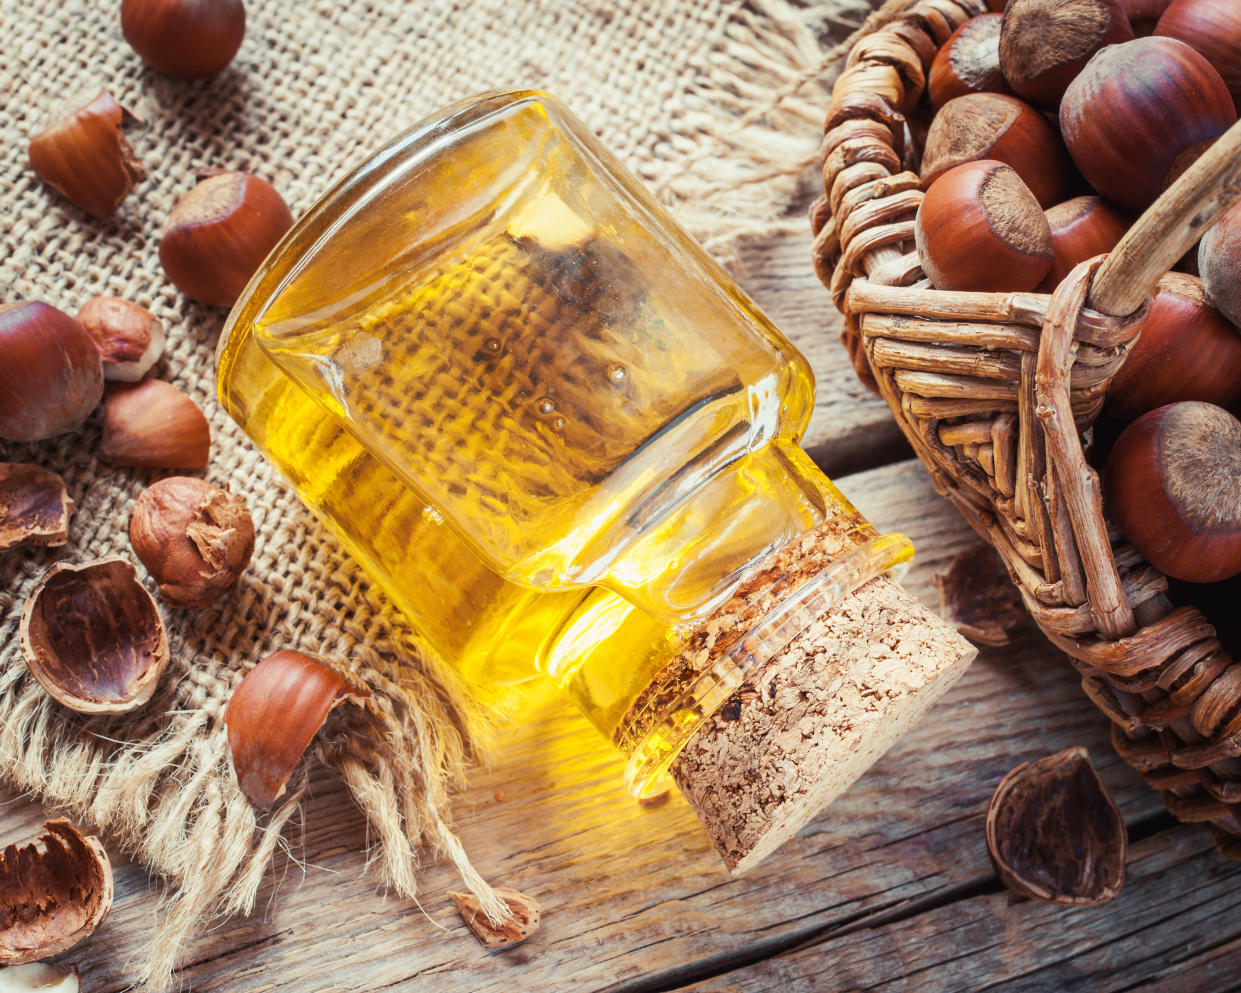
[449, 887, 541, 948]
[20, 557, 169, 714]
[0, 464, 73, 553]
[226, 650, 372, 808]
[27, 90, 145, 219]
[100, 379, 210, 470]
[986, 746, 1126, 904]
[0, 820, 112, 965]
[129, 476, 254, 609]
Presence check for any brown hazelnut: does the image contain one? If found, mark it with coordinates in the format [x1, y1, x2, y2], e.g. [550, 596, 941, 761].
[1199, 200, 1241, 330]
[27, 90, 145, 219]
[920, 93, 1074, 208]
[1060, 37, 1237, 211]
[129, 476, 255, 609]
[159, 171, 293, 307]
[1037, 195, 1131, 292]
[1105, 401, 1241, 582]
[1120, 0, 1175, 34]
[928, 15, 1013, 110]
[0, 464, 74, 553]
[1155, 0, 1241, 107]
[0, 302, 104, 443]
[121, 0, 246, 79]
[20, 557, 170, 714]
[999, 0, 1135, 109]
[225, 650, 371, 808]
[915, 160, 1053, 292]
[75, 295, 165, 381]
[0, 820, 112, 965]
[1106, 273, 1241, 422]
[100, 379, 210, 470]
[986, 747, 1125, 904]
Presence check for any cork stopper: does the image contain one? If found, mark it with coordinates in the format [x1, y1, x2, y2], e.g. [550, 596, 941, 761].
[670, 572, 976, 874]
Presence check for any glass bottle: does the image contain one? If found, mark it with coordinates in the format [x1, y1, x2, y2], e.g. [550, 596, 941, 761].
[217, 91, 964, 865]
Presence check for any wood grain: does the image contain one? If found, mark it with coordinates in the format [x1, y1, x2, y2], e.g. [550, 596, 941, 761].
[6, 458, 1194, 993]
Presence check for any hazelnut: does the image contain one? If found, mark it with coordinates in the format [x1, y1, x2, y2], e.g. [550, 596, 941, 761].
[0, 821, 112, 965]
[225, 650, 372, 808]
[121, 0, 246, 79]
[986, 747, 1125, 904]
[915, 160, 1053, 292]
[927, 14, 1013, 110]
[1105, 401, 1241, 583]
[75, 295, 165, 381]
[19, 557, 170, 714]
[920, 93, 1074, 208]
[1120, 0, 1174, 34]
[159, 171, 294, 307]
[129, 476, 255, 609]
[0, 464, 74, 553]
[0, 302, 103, 443]
[27, 90, 145, 220]
[999, 0, 1134, 108]
[1037, 195, 1131, 292]
[1060, 37, 1237, 211]
[100, 379, 210, 469]
[1155, 0, 1241, 107]
[1199, 200, 1241, 330]
[1106, 273, 1241, 422]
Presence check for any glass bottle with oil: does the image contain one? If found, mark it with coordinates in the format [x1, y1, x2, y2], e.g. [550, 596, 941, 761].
[217, 91, 928, 832]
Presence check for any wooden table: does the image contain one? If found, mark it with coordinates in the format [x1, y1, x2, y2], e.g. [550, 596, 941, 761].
[6, 213, 1241, 993]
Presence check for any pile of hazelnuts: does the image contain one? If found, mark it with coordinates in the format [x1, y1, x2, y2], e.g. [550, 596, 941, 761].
[1, 0, 285, 714]
[910, 0, 1241, 588]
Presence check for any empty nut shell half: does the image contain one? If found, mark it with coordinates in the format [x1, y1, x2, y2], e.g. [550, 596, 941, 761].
[449, 887, 542, 948]
[20, 557, 169, 714]
[226, 650, 372, 808]
[0, 464, 73, 553]
[986, 746, 1126, 904]
[0, 820, 112, 965]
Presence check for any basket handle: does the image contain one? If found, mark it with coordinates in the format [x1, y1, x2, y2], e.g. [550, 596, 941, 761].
[1090, 118, 1241, 318]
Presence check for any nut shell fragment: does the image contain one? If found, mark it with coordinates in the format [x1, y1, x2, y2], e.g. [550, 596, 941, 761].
[226, 650, 372, 808]
[0, 465, 73, 553]
[931, 542, 1026, 646]
[449, 887, 541, 948]
[28, 90, 145, 219]
[0, 820, 112, 965]
[129, 476, 254, 609]
[101, 380, 210, 470]
[986, 746, 1126, 904]
[20, 557, 169, 714]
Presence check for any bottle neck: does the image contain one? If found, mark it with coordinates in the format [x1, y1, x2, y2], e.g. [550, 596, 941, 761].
[612, 520, 913, 797]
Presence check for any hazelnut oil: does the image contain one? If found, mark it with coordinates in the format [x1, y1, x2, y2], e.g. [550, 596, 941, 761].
[217, 92, 912, 794]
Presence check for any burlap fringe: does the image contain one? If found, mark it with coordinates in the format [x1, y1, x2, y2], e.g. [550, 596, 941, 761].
[651, 0, 877, 265]
[0, 3, 883, 988]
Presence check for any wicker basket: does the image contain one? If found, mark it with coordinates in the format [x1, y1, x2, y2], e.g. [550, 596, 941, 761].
[812, 0, 1241, 859]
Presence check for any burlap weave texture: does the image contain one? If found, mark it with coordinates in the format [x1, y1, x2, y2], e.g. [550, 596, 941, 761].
[0, 0, 872, 986]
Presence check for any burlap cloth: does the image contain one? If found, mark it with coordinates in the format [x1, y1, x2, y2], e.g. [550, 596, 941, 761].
[0, 0, 878, 986]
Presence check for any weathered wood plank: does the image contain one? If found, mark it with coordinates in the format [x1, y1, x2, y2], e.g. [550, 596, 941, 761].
[678, 827, 1241, 993]
[7, 458, 1182, 993]
[738, 217, 909, 475]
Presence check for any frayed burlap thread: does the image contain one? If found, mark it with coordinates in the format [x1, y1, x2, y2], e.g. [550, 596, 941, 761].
[0, 0, 879, 987]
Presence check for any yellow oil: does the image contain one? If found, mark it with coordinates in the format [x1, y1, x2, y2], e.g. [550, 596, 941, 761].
[217, 92, 898, 793]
